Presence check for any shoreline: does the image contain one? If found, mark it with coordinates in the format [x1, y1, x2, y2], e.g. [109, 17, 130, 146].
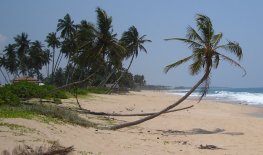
[165, 90, 263, 110]
[1, 90, 263, 154]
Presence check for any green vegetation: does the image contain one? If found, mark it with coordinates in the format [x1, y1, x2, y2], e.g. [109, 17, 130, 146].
[73, 87, 108, 95]
[0, 81, 68, 106]
[0, 7, 149, 90]
[0, 104, 96, 127]
[0, 81, 97, 127]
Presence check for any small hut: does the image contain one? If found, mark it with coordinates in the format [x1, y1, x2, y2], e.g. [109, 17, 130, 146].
[13, 76, 39, 84]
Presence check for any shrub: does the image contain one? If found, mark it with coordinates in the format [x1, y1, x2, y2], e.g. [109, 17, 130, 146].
[0, 87, 20, 106]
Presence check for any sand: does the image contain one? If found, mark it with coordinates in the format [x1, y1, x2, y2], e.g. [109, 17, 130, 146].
[1, 90, 263, 155]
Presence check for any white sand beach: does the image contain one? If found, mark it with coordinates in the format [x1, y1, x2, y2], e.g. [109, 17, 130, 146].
[1, 90, 263, 155]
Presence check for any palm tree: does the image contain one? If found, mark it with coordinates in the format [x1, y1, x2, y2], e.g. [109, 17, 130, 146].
[93, 7, 125, 86]
[28, 41, 50, 79]
[57, 14, 77, 84]
[45, 32, 60, 79]
[108, 26, 151, 92]
[2, 44, 18, 76]
[14, 32, 30, 76]
[109, 14, 246, 130]
[57, 14, 76, 40]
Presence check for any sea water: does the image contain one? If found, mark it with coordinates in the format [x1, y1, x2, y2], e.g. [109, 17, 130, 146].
[168, 87, 263, 105]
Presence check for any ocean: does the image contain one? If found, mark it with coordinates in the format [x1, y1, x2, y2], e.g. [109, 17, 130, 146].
[168, 87, 263, 106]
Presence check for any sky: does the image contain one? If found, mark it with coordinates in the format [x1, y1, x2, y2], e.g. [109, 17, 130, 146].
[0, 0, 263, 88]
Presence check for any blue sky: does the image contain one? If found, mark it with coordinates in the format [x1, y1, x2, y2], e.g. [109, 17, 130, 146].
[0, 0, 263, 88]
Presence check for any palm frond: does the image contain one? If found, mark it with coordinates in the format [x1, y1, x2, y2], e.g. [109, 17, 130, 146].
[164, 55, 193, 73]
[216, 52, 246, 76]
[213, 54, 220, 68]
[139, 45, 147, 54]
[186, 26, 204, 44]
[195, 14, 214, 44]
[189, 60, 203, 75]
[96, 7, 112, 33]
[164, 38, 203, 49]
[212, 33, 223, 47]
[216, 41, 243, 60]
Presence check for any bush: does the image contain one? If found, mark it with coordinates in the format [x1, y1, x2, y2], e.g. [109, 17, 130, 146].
[68, 87, 108, 96]
[0, 87, 20, 106]
[0, 81, 68, 105]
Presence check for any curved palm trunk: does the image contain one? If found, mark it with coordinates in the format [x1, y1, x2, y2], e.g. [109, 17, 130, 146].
[98, 69, 115, 87]
[107, 54, 135, 94]
[51, 47, 55, 78]
[76, 105, 193, 116]
[6, 70, 11, 83]
[0, 68, 9, 84]
[65, 55, 72, 85]
[47, 51, 50, 78]
[54, 52, 63, 74]
[108, 70, 210, 130]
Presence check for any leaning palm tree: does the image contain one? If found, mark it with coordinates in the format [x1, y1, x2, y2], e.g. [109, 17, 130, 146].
[108, 26, 151, 92]
[108, 14, 246, 130]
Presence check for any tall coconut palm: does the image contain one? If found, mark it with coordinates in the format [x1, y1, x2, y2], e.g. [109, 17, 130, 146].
[2, 44, 18, 76]
[93, 7, 125, 86]
[57, 14, 77, 84]
[109, 14, 246, 130]
[45, 32, 60, 78]
[28, 41, 50, 78]
[14, 32, 30, 76]
[57, 14, 76, 40]
[108, 26, 151, 92]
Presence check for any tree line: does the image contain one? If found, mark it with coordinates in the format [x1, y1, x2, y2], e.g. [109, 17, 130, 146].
[0, 7, 151, 88]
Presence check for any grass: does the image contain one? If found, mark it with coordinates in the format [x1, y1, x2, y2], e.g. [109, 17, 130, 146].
[0, 104, 96, 128]
[70, 87, 108, 96]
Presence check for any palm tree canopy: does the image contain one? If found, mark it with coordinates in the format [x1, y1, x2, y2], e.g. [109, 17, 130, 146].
[164, 14, 246, 99]
[14, 32, 30, 58]
[29, 41, 50, 71]
[45, 32, 60, 49]
[92, 7, 126, 69]
[120, 25, 152, 58]
[57, 14, 76, 39]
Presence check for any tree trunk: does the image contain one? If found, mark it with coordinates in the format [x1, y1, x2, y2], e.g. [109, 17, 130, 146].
[107, 54, 135, 94]
[73, 86, 82, 109]
[0, 68, 9, 84]
[98, 69, 115, 87]
[76, 105, 193, 116]
[54, 52, 63, 74]
[51, 47, 55, 79]
[108, 70, 210, 130]
[47, 50, 50, 78]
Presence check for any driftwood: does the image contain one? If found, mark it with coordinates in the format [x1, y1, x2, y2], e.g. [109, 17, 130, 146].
[1, 142, 74, 155]
[198, 144, 222, 150]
